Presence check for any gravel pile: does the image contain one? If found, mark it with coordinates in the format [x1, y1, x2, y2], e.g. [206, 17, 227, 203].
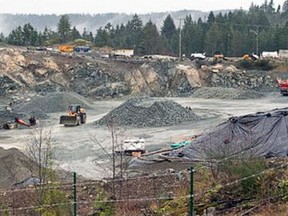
[14, 92, 92, 114]
[191, 87, 265, 100]
[96, 97, 200, 127]
[0, 111, 27, 126]
[0, 147, 39, 188]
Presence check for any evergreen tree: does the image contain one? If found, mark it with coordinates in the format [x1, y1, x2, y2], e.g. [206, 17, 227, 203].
[182, 15, 204, 56]
[94, 27, 109, 47]
[7, 26, 24, 46]
[161, 15, 176, 39]
[41, 27, 58, 45]
[125, 14, 143, 53]
[140, 20, 163, 55]
[57, 15, 71, 43]
[161, 14, 177, 55]
[205, 23, 223, 56]
[71, 26, 81, 40]
[23, 23, 38, 46]
[207, 11, 215, 25]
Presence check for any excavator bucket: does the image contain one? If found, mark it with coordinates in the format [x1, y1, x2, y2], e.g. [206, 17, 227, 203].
[59, 115, 80, 126]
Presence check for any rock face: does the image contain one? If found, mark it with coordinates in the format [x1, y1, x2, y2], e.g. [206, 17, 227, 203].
[210, 70, 277, 91]
[96, 97, 201, 127]
[0, 48, 284, 102]
[190, 87, 266, 100]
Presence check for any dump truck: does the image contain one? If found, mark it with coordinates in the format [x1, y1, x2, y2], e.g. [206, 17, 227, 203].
[60, 104, 87, 126]
[276, 79, 288, 96]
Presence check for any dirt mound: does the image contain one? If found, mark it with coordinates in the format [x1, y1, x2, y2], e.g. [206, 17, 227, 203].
[191, 87, 265, 100]
[0, 147, 39, 188]
[14, 92, 93, 114]
[96, 97, 200, 127]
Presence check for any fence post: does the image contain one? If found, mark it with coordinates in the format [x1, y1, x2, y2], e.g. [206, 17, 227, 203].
[189, 167, 195, 216]
[73, 172, 77, 216]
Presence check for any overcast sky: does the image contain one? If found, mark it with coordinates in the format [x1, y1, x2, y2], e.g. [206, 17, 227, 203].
[0, 0, 285, 14]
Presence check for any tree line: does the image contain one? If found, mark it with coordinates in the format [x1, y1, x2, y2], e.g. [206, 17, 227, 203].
[3, 0, 288, 57]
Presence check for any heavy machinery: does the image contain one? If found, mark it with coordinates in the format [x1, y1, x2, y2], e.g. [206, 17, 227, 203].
[214, 51, 227, 61]
[190, 53, 206, 61]
[59, 104, 87, 126]
[276, 79, 288, 96]
[242, 54, 259, 61]
[58, 45, 74, 53]
[115, 138, 146, 156]
[3, 117, 36, 130]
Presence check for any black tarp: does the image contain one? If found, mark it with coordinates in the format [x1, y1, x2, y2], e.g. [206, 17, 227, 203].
[167, 107, 288, 160]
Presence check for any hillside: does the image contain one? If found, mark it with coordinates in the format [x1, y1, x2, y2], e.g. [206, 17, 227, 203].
[0, 10, 229, 35]
[0, 47, 283, 105]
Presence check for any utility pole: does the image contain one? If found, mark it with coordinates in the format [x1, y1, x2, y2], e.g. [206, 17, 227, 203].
[178, 18, 184, 60]
[250, 26, 259, 56]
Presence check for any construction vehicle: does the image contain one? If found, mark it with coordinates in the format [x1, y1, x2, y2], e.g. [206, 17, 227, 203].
[59, 104, 87, 126]
[190, 53, 206, 61]
[116, 138, 146, 156]
[276, 79, 288, 96]
[214, 51, 227, 61]
[3, 117, 36, 130]
[242, 54, 259, 61]
[58, 45, 74, 53]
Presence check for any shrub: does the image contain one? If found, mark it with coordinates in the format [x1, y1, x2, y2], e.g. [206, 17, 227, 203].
[237, 59, 255, 70]
[219, 158, 267, 197]
[255, 59, 273, 70]
[93, 188, 115, 216]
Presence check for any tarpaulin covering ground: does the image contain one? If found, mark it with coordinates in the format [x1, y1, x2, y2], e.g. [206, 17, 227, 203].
[167, 107, 288, 160]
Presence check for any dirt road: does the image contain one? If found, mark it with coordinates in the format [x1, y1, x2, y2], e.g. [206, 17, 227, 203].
[0, 92, 287, 179]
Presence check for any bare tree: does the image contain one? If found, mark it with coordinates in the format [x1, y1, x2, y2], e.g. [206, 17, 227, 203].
[90, 119, 130, 198]
[24, 120, 71, 215]
[25, 121, 55, 184]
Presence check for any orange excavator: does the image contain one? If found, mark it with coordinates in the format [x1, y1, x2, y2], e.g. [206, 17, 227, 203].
[59, 104, 87, 126]
[3, 117, 36, 129]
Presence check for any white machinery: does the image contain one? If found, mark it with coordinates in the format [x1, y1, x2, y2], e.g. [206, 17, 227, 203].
[116, 138, 145, 155]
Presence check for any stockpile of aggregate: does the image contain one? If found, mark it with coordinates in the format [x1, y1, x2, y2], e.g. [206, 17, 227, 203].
[14, 92, 92, 114]
[96, 97, 200, 127]
[0, 111, 27, 126]
[0, 147, 39, 188]
[191, 87, 265, 100]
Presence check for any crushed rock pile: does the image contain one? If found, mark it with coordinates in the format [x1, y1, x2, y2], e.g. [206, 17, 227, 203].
[0, 111, 27, 126]
[0, 147, 39, 188]
[96, 97, 200, 127]
[191, 87, 265, 100]
[14, 92, 92, 114]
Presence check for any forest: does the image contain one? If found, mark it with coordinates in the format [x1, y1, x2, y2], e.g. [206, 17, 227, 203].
[3, 0, 288, 57]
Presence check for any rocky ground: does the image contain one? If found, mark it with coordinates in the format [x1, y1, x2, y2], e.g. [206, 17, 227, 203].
[0, 47, 287, 212]
[0, 48, 287, 180]
[1, 47, 288, 214]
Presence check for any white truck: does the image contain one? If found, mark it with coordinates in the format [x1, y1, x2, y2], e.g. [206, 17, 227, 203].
[190, 53, 206, 60]
[116, 138, 146, 156]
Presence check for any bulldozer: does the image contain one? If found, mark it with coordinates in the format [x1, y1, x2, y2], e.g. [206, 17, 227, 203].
[59, 104, 87, 126]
